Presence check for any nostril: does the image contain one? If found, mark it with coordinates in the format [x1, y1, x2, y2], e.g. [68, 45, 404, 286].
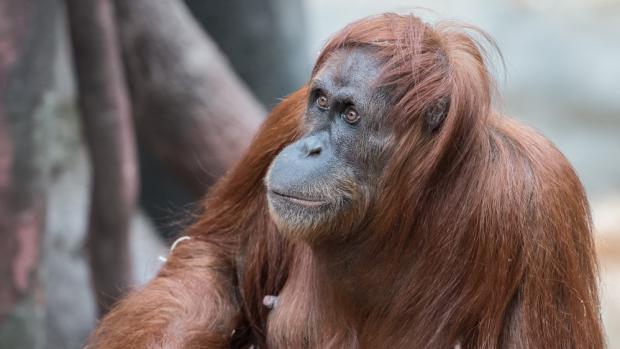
[299, 134, 326, 157]
[307, 145, 322, 157]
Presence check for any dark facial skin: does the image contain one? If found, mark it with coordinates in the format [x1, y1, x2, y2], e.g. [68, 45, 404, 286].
[265, 48, 393, 242]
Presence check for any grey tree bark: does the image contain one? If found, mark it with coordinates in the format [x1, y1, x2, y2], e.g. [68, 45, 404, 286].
[65, 0, 138, 315]
[0, 0, 58, 347]
[184, 0, 310, 106]
[114, 0, 265, 199]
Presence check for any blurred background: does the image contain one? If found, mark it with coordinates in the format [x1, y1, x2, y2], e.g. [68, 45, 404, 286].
[0, 0, 618, 348]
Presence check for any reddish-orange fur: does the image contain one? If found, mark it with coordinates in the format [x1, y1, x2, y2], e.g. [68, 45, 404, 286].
[86, 13, 604, 349]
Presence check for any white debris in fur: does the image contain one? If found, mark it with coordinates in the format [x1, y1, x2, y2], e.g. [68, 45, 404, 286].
[158, 236, 192, 262]
[263, 295, 279, 309]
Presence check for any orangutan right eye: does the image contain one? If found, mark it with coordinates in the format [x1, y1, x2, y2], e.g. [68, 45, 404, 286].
[317, 94, 329, 109]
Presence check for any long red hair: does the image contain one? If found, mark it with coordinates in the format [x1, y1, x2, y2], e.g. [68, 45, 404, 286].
[86, 13, 605, 349]
[223, 13, 603, 348]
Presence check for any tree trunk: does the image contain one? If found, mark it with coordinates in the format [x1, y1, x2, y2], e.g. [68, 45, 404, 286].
[114, 0, 265, 198]
[65, 0, 138, 316]
[0, 0, 58, 347]
[184, 0, 310, 106]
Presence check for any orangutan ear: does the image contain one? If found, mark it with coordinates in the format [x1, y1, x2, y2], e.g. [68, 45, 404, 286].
[425, 96, 450, 132]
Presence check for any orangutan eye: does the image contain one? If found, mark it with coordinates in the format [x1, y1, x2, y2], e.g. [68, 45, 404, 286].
[342, 107, 360, 124]
[317, 94, 329, 109]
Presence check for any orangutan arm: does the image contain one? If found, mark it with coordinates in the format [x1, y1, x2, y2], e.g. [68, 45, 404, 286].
[85, 238, 239, 349]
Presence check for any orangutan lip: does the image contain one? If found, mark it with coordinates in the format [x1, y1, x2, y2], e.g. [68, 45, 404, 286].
[270, 190, 328, 207]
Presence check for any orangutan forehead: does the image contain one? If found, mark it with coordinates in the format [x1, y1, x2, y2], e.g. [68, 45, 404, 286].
[311, 48, 383, 90]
